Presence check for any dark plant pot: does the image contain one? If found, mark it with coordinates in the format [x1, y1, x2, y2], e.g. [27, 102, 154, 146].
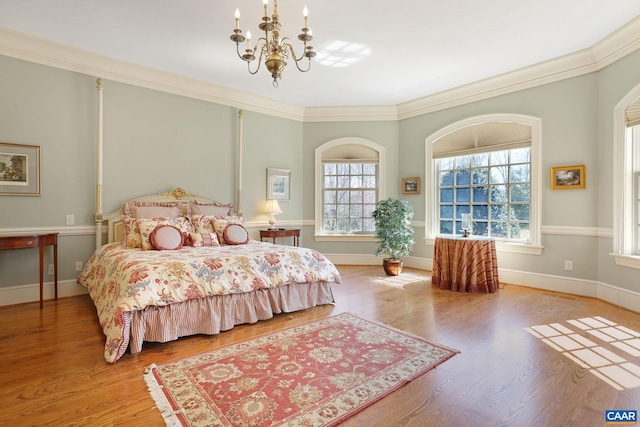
[383, 258, 403, 276]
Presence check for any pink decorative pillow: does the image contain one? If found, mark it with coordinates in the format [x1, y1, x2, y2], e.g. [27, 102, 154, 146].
[212, 217, 244, 244]
[150, 225, 184, 250]
[187, 232, 220, 247]
[223, 223, 250, 245]
[137, 217, 193, 250]
[125, 201, 182, 218]
[189, 200, 233, 217]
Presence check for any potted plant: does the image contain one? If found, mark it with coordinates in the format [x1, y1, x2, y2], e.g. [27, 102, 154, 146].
[371, 197, 415, 276]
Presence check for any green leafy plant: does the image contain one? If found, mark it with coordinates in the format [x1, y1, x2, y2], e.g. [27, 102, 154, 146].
[372, 197, 415, 260]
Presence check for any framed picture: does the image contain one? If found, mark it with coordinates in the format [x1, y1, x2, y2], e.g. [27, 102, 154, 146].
[551, 165, 585, 190]
[267, 168, 291, 200]
[0, 142, 41, 195]
[402, 177, 420, 194]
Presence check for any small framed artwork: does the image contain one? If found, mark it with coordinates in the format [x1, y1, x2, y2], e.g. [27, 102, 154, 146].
[267, 168, 291, 201]
[551, 165, 585, 190]
[402, 177, 420, 194]
[0, 142, 41, 195]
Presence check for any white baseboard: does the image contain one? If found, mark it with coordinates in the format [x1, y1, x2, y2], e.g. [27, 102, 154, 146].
[0, 279, 88, 307]
[328, 254, 640, 314]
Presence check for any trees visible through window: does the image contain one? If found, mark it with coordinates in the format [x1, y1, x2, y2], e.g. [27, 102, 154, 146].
[437, 148, 531, 241]
[322, 162, 377, 234]
[315, 137, 384, 238]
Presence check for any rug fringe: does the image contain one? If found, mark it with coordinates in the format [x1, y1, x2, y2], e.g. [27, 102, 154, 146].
[144, 363, 183, 427]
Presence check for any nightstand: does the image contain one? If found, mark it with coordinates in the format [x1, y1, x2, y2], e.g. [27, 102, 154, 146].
[259, 229, 300, 246]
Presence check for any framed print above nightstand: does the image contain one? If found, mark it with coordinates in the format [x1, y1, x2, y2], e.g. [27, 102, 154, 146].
[267, 168, 291, 200]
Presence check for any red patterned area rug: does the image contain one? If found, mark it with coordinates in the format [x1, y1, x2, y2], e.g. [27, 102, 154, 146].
[144, 312, 459, 426]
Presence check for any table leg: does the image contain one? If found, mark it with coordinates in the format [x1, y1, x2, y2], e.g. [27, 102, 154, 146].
[39, 243, 44, 309]
[54, 240, 58, 301]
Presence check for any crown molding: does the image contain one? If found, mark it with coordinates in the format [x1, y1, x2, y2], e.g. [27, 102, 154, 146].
[395, 16, 640, 121]
[0, 26, 306, 122]
[303, 105, 399, 122]
[1, 16, 639, 123]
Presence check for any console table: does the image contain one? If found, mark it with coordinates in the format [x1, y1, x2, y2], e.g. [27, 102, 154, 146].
[0, 233, 58, 308]
[431, 236, 499, 293]
[259, 229, 300, 247]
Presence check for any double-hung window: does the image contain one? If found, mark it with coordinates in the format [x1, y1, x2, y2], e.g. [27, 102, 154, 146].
[633, 125, 640, 255]
[315, 137, 385, 238]
[322, 162, 377, 234]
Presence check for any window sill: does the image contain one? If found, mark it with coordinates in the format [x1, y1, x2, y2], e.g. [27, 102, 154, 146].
[611, 253, 640, 270]
[314, 234, 376, 242]
[423, 236, 543, 255]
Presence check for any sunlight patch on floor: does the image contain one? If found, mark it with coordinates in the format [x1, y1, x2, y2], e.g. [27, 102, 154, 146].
[366, 272, 431, 288]
[525, 316, 640, 390]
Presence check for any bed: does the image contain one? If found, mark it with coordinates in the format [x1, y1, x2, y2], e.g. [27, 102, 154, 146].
[78, 188, 341, 363]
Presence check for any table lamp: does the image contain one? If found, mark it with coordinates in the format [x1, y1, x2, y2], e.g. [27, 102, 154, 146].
[264, 199, 283, 229]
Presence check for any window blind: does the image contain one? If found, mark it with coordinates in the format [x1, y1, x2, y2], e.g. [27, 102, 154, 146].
[432, 122, 532, 159]
[321, 144, 379, 163]
[627, 97, 640, 127]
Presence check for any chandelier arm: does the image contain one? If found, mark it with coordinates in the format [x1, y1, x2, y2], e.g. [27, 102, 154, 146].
[235, 43, 250, 61]
[247, 44, 267, 75]
[283, 42, 312, 72]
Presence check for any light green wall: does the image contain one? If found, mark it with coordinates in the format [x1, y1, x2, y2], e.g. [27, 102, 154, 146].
[0, 56, 303, 289]
[0, 56, 96, 288]
[398, 72, 601, 276]
[1, 46, 640, 294]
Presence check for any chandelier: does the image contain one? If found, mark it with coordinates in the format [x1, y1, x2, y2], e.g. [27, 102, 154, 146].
[230, 0, 316, 87]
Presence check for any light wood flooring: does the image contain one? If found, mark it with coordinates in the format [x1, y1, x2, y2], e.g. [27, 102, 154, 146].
[1, 265, 640, 426]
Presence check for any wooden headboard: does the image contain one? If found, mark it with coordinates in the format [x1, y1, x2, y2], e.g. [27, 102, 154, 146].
[101, 187, 235, 244]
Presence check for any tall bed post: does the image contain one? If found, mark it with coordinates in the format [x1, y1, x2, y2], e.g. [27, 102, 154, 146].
[237, 109, 243, 217]
[95, 78, 104, 250]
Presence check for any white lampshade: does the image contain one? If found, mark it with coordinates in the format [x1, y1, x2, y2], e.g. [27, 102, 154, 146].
[264, 199, 283, 215]
[264, 199, 283, 229]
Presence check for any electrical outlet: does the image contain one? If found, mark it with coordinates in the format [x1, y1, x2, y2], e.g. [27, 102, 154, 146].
[48, 264, 54, 275]
[65, 214, 75, 226]
[564, 260, 573, 271]
[75, 261, 83, 272]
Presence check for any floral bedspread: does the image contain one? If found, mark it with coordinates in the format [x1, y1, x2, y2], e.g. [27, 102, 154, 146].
[77, 241, 341, 363]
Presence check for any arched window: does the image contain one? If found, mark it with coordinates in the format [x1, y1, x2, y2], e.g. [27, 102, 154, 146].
[612, 84, 640, 269]
[314, 137, 385, 240]
[425, 114, 542, 254]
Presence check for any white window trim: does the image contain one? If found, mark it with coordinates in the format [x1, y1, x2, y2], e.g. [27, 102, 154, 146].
[425, 113, 543, 255]
[314, 137, 386, 240]
[612, 82, 640, 269]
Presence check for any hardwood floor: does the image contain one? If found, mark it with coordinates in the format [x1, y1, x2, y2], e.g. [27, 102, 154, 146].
[1, 265, 639, 426]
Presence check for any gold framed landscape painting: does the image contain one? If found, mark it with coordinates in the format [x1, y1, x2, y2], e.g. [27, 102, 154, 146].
[402, 177, 420, 194]
[551, 165, 585, 190]
[0, 142, 41, 195]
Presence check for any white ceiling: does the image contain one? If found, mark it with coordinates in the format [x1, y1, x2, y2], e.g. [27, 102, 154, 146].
[0, 0, 639, 108]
